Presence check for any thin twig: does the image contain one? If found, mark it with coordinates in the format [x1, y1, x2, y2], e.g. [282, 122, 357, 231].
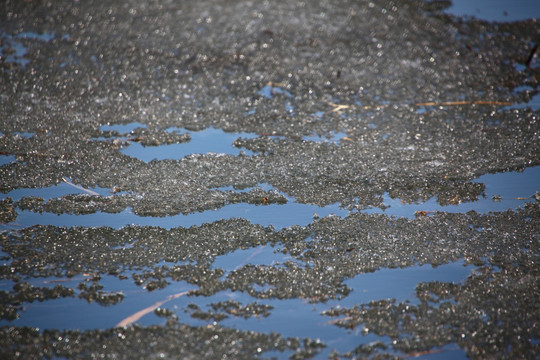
[415, 100, 512, 106]
[526, 44, 539, 69]
[407, 348, 446, 357]
[61, 177, 100, 196]
[326, 316, 353, 325]
[234, 246, 266, 271]
[116, 290, 191, 328]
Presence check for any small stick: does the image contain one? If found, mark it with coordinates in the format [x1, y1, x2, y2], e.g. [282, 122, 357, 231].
[116, 290, 191, 327]
[326, 316, 353, 325]
[61, 177, 100, 196]
[416, 101, 471, 106]
[234, 245, 266, 271]
[473, 101, 512, 105]
[327, 103, 351, 112]
[526, 44, 539, 69]
[407, 348, 446, 357]
[415, 101, 511, 107]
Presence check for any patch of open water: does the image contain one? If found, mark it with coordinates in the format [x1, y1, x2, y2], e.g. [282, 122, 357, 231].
[505, 92, 540, 111]
[96, 124, 349, 162]
[121, 127, 258, 161]
[445, 0, 540, 22]
[4, 201, 345, 230]
[2, 165, 538, 229]
[0, 30, 56, 68]
[0, 155, 16, 167]
[364, 166, 540, 218]
[2, 180, 116, 201]
[1, 123, 538, 358]
[0, 258, 475, 359]
[1, 5, 538, 358]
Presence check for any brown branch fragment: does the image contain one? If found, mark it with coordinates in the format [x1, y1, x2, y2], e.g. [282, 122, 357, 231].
[415, 101, 511, 107]
[116, 290, 190, 328]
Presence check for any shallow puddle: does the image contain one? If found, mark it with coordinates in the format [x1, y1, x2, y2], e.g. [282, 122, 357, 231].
[342, 260, 476, 306]
[445, 0, 540, 22]
[1, 124, 535, 359]
[0, 155, 16, 167]
[0, 30, 56, 68]
[95, 123, 352, 163]
[100, 122, 147, 134]
[303, 131, 348, 143]
[1, 180, 116, 201]
[0, 273, 196, 331]
[257, 84, 292, 99]
[120, 127, 258, 162]
[4, 196, 347, 230]
[364, 166, 540, 218]
[2, 1, 539, 358]
[505, 92, 540, 111]
[2, 166, 537, 230]
[212, 244, 298, 273]
[1, 88, 538, 360]
[116, 126, 350, 162]
[0, 258, 475, 359]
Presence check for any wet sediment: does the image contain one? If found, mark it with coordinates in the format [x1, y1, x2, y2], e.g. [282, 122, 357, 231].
[1, 0, 539, 358]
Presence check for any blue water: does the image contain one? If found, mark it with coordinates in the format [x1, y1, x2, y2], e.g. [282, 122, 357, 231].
[13, 132, 35, 138]
[1, 4, 537, 357]
[0, 155, 16, 166]
[1, 124, 537, 358]
[446, 0, 540, 22]
[105, 125, 350, 162]
[100, 122, 147, 133]
[343, 260, 475, 306]
[0, 31, 55, 67]
[505, 92, 540, 111]
[121, 127, 257, 162]
[364, 166, 540, 218]
[2, 181, 114, 201]
[2, 166, 538, 229]
[0, 257, 476, 360]
[16, 31, 55, 42]
[303, 131, 347, 143]
[3, 199, 347, 231]
[211, 244, 303, 274]
[0, 273, 196, 331]
[257, 84, 292, 99]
